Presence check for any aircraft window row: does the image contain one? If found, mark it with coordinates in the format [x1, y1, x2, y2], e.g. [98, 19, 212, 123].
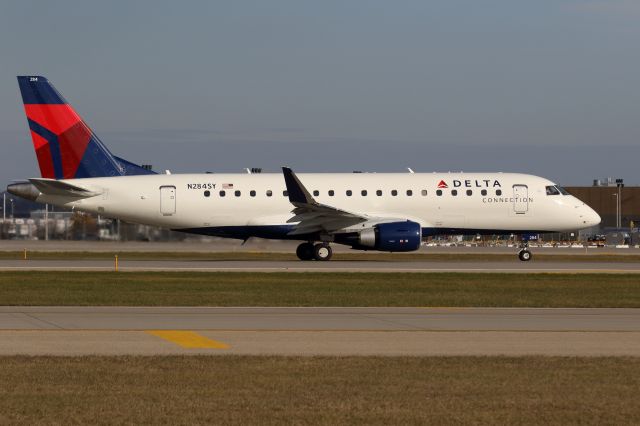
[206, 188, 503, 198]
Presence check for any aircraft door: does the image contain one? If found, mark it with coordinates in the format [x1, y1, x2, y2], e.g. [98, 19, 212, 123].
[513, 185, 528, 214]
[160, 186, 176, 216]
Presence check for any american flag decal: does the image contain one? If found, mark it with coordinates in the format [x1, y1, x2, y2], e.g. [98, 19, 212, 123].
[222, 183, 234, 189]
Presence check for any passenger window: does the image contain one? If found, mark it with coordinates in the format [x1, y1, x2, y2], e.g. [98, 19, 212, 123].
[235, 190, 241, 197]
[391, 190, 398, 196]
[406, 190, 413, 196]
[496, 189, 502, 196]
[219, 190, 226, 197]
[346, 190, 352, 196]
[481, 189, 487, 196]
[313, 190, 319, 196]
[436, 190, 442, 196]
[283, 190, 288, 197]
[266, 190, 272, 197]
[250, 190, 256, 197]
[204, 190, 210, 197]
[376, 190, 382, 196]
[421, 190, 427, 196]
[451, 190, 458, 196]
[328, 190, 334, 196]
[466, 190, 472, 196]
[361, 190, 367, 196]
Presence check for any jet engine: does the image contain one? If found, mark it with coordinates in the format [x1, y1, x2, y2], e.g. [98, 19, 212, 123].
[348, 220, 422, 252]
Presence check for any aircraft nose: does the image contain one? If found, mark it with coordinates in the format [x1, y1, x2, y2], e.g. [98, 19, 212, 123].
[579, 204, 601, 227]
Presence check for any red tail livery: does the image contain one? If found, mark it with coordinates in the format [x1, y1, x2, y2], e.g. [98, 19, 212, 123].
[17, 76, 154, 179]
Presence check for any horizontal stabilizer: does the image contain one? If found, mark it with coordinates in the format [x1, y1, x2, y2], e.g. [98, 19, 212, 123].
[29, 178, 100, 198]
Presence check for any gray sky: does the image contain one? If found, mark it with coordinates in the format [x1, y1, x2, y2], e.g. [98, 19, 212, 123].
[1, 0, 639, 186]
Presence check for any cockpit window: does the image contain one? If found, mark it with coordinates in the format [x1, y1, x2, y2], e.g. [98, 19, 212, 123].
[546, 186, 560, 195]
[546, 185, 570, 196]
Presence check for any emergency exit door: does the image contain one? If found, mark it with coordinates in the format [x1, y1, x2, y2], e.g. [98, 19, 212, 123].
[160, 186, 176, 216]
[513, 184, 528, 214]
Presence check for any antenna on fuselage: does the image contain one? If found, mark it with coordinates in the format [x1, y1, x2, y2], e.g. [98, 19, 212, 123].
[407, 167, 415, 173]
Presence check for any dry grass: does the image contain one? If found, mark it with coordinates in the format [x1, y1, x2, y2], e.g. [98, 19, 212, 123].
[1, 250, 640, 262]
[1, 271, 640, 307]
[0, 356, 639, 425]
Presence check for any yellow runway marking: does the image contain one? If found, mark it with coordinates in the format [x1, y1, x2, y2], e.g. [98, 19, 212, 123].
[147, 330, 229, 349]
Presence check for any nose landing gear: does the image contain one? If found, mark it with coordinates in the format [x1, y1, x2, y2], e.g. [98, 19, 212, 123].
[518, 249, 532, 261]
[296, 242, 333, 261]
[517, 240, 532, 261]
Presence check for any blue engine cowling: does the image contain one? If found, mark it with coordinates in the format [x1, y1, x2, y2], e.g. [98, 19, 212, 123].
[355, 220, 422, 252]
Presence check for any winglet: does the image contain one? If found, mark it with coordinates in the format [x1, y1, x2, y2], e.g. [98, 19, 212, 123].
[282, 167, 315, 205]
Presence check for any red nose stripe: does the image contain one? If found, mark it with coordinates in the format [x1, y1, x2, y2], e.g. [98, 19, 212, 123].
[24, 104, 82, 134]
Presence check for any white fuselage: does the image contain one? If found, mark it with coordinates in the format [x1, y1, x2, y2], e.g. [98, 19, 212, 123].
[33, 172, 601, 240]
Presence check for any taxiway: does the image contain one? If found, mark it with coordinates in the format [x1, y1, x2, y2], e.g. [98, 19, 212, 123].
[1, 307, 639, 356]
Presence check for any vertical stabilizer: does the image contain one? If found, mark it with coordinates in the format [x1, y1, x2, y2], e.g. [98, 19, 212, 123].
[17, 76, 154, 179]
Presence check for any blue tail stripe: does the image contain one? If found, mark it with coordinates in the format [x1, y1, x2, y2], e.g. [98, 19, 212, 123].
[17, 76, 66, 104]
[27, 119, 63, 179]
[74, 136, 124, 178]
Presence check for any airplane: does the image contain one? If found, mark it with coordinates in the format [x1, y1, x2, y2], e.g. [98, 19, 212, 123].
[7, 76, 601, 261]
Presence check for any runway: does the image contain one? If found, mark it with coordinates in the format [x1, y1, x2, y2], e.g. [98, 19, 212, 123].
[1, 239, 639, 254]
[2, 307, 639, 356]
[1, 259, 639, 273]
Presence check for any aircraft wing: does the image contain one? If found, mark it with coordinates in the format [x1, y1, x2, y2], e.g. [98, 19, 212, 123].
[282, 167, 368, 235]
[28, 178, 101, 198]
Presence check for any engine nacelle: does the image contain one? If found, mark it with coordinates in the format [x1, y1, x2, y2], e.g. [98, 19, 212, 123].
[355, 220, 422, 252]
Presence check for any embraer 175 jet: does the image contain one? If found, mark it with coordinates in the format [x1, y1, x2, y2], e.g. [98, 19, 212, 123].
[8, 76, 600, 261]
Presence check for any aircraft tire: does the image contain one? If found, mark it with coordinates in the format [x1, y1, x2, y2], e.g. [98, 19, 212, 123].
[313, 243, 333, 261]
[296, 242, 315, 261]
[518, 249, 532, 262]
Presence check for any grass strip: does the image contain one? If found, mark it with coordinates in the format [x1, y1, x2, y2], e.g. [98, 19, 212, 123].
[1, 250, 640, 262]
[1, 271, 639, 307]
[0, 356, 639, 425]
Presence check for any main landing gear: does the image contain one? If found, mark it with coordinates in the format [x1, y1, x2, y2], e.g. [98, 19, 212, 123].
[296, 242, 333, 261]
